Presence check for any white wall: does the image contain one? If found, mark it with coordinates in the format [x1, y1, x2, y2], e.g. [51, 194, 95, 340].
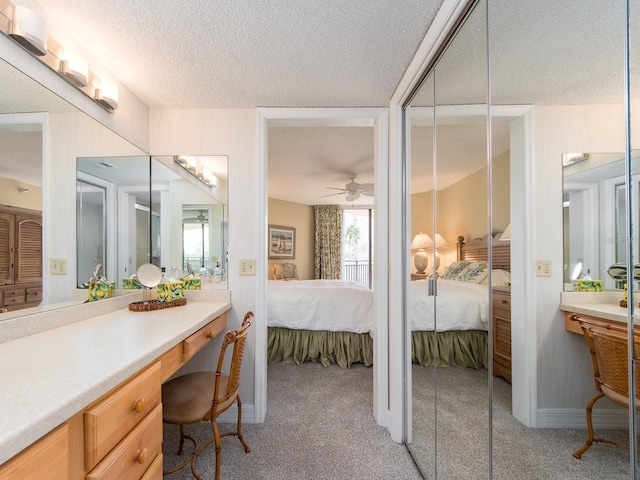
[149, 108, 258, 413]
[532, 103, 631, 420]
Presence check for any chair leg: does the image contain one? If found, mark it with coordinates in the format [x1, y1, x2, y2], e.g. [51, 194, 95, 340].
[212, 419, 222, 480]
[178, 424, 186, 455]
[573, 392, 604, 459]
[237, 394, 251, 453]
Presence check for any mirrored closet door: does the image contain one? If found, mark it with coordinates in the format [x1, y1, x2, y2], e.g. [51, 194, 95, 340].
[405, 0, 639, 478]
[405, 0, 491, 478]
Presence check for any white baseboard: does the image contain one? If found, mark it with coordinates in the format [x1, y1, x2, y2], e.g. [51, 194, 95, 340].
[537, 408, 631, 429]
[216, 404, 256, 424]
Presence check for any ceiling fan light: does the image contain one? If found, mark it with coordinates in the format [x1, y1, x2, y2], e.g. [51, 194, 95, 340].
[346, 192, 360, 202]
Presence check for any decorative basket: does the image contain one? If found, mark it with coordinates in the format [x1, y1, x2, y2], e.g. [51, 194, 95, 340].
[128, 298, 187, 312]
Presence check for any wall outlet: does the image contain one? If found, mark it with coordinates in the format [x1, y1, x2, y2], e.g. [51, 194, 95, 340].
[50, 258, 67, 275]
[536, 260, 552, 277]
[239, 258, 256, 276]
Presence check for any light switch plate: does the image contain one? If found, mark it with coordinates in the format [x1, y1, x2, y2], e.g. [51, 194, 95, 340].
[50, 258, 67, 275]
[239, 258, 256, 276]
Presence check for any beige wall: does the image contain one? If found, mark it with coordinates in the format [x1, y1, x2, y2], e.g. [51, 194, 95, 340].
[0, 177, 42, 211]
[267, 198, 315, 280]
[410, 150, 510, 273]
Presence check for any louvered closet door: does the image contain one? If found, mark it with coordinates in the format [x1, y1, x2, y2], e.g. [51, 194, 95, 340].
[15, 215, 42, 284]
[0, 213, 15, 286]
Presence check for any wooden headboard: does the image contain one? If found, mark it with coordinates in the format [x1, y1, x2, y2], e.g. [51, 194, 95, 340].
[456, 234, 510, 272]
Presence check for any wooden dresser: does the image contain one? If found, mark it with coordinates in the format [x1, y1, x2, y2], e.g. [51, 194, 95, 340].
[0, 205, 43, 312]
[492, 286, 511, 383]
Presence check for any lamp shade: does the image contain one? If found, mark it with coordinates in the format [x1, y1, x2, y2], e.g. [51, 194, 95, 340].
[500, 224, 511, 241]
[433, 233, 449, 249]
[411, 233, 433, 250]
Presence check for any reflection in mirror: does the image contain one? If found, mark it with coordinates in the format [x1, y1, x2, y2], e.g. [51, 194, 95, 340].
[76, 155, 228, 291]
[405, 1, 491, 477]
[76, 180, 106, 287]
[562, 152, 640, 291]
[1, 57, 148, 319]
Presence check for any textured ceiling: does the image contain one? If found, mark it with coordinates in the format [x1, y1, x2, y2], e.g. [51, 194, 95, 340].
[35, 0, 444, 108]
[268, 127, 375, 205]
[3, 0, 637, 204]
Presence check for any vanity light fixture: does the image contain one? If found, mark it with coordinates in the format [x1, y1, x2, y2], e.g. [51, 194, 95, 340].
[562, 152, 589, 167]
[95, 79, 119, 111]
[174, 156, 215, 189]
[59, 55, 89, 88]
[9, 4, 47, 56]
[17, 186, 29, 193]
[0, 1, 120, 113]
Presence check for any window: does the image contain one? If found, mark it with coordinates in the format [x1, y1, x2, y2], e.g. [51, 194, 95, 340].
[341, 208, 373, 289]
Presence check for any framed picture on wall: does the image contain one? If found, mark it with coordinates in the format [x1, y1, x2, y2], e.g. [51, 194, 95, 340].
[268, 225, 296, 259]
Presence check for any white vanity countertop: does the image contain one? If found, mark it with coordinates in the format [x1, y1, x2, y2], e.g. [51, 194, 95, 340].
[0, 300, 231, 466]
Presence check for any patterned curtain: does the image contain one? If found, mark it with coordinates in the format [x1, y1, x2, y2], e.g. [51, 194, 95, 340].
[314, 205, 342, 279]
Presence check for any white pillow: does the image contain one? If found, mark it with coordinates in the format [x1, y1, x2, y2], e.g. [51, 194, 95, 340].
[481, 269, 511, 286]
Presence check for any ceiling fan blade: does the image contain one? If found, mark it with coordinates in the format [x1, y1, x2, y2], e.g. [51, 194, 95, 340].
[362, 191, 374, 197]
[358, 183, 374, 192]
[319, 191, 350, 198]
[325, 187, 349, 192]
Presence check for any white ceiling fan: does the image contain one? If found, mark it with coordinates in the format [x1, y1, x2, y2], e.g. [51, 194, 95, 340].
[321, 176, 374, 201]
[183, 210, 208, 224]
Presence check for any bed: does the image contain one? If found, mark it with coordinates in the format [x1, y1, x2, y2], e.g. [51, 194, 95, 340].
[267, 277, 374, 368]
[410, 234, 511, 369]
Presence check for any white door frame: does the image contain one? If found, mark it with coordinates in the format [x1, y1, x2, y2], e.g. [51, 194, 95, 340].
[255, 107, 389, 426]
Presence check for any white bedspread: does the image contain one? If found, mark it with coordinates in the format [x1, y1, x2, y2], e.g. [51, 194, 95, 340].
[410, 279, 489, 331]
[267, 280, 373, 333]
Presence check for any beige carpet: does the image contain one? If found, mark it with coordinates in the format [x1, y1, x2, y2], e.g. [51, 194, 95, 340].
[163, 362, 421, 480]
[409, 365, 632, 479]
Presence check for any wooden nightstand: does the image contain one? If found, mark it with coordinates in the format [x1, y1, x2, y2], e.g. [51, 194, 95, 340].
[492, 286, 511, 383]
[411, 273, 428, 281]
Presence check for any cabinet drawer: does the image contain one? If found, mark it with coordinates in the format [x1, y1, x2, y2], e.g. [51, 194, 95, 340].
[0, 424, 68, 479]
[492, 292, 511, 310]
[26, 287, 42, 302]
[85, 362, 161, 470]
[140, 453, 163, 480]
[182, 312, 227, 362]
[86, 404, 162, 480]
[4, 294, 25, 305]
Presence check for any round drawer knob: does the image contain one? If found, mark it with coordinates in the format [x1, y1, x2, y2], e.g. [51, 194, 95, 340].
[207, 331, 215, 338]
[131, 398, 146, 412]
[135, 447, 148, 464]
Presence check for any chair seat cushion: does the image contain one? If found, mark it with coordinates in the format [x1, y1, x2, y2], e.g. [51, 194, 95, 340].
[162, 371, 232, 424]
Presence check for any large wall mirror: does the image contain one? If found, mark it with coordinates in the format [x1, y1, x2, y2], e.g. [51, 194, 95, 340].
[405, 0, 638, 478]
[76, 155, 228, 290]
[563, 152, 640, 291]
[0, 57, 149, 319]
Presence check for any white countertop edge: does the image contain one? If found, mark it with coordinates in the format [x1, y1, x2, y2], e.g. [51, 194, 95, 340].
[559, 302, 628, 323]
[0, 300, 231, 466]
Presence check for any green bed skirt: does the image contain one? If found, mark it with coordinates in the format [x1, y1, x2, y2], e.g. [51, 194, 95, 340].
[267, 327, 373, 368]
[411, 330, 488, 369]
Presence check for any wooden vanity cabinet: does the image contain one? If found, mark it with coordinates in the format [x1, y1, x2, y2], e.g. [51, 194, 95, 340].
[492, 286, 511, 383]
[0, 206, 42, 312]
[0, 424, 69, 479]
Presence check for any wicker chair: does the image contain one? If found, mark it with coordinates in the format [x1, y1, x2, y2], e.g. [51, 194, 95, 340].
[162, 311, 253, 479]
[573, 316, 640, 459]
